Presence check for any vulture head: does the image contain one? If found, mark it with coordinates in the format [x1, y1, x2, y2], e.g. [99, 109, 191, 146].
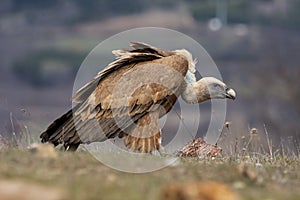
[203, 77, 236, 100]
[182, 76, 236, 104]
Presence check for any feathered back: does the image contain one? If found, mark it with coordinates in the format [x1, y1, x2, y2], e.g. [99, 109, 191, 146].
[72, 42, 174, 104]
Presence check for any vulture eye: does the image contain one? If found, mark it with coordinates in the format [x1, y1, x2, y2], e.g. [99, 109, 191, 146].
[213, 83, 223, 91]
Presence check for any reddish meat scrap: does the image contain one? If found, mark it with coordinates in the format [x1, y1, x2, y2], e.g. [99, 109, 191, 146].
[179, 138, 222, 158]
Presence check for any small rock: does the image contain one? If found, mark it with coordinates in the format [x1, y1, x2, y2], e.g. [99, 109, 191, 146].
[232, 181, 246, 189]
[237, 163, 257, 181]
[29, 143, 57, 158]
[0, 180, 67, 200]
[162, 181, 240, 200]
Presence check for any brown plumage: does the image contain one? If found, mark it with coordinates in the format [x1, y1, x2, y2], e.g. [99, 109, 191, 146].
[40, 42, 236, 153]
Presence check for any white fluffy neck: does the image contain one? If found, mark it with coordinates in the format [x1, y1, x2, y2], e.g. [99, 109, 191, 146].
[174, 49, 210, 104]
[185, 70, 196, 84]
[181, 78, 210, 104]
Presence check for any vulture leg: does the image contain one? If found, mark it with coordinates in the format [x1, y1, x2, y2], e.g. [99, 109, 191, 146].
[124, 111, 162, 153]
[64, 142, 80, 151]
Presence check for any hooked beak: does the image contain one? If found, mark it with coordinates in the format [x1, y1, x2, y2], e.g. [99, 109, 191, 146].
[225, 88, 236, 100]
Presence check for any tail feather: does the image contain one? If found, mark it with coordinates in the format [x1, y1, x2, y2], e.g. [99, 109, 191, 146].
[41, 107, 164, 153]
[40, 107, 80, 151]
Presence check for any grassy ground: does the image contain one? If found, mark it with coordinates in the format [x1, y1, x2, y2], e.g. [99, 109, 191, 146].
[0, 148, 299, 200]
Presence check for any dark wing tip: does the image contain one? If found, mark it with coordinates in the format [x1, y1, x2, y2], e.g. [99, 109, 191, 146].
[129, 42, 153, 50]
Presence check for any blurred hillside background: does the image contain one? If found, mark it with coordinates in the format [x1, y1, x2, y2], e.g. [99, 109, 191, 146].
[0, 0, 299, 150]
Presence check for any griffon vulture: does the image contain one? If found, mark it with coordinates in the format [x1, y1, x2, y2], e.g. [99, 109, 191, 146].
[40, 42, 236, 153]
